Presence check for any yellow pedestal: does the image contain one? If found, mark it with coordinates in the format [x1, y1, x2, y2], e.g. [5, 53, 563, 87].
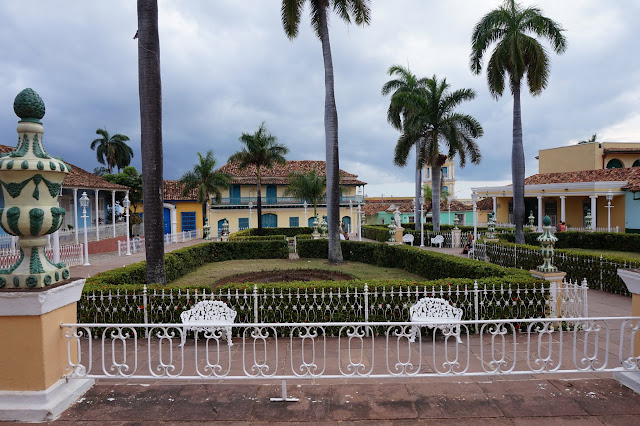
[0, 280, 94, 422]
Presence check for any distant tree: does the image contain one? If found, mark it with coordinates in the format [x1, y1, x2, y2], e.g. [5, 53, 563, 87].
[228, 122, 289, 235]
[281, 0, 371, 264]
[578, 133, 597, 144]
[422, 184, 451, 205]
[470, 0, 566, 243]
[103, 166, 143, 213]
[137, 0, 165, 284]
[90, 128, 134, 174]
[395, 76, 483, 232]
[284, 168, 326, 218]
[382, 64, 429, 232]
[179, 150, 231, 227]
[93, 166, 109, 176]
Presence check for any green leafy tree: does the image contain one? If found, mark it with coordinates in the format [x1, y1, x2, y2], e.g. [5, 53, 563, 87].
[382, 65, 429, 232]
[137, 0, 165, 284]
[281, 0, 371, 264]
[284, 168, 327, 218]
[103, 166, 143, 213]
[578, 133, 597, 144]
[90, 128, 134, 174]
[470, 0, 566, 243]
[179, 150, 231, 227]
[395, 76, 483, 232]
[228, 122, 289, 235]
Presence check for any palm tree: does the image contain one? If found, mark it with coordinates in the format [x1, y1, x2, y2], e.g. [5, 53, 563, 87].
[281, 0, 371, 264]
[284, 168, 326, 218]
[179, 150, 232, 228]
[137, 0, 165, 285]
[470, 0, 566, 243]
[228, 122, 289, 235]
[395, 76, 483, 232]
[381, 65, 429, 232]
[90, 128, 134, 174]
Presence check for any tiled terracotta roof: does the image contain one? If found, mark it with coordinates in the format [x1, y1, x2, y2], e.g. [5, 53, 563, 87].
[0, 144, 129, 191]
[218, 160, 366, 185]
[362, 198, 472, 216]
[524, 167, 640, 186]
[163, 180, 198, 200]
[475, 197, 494, 211]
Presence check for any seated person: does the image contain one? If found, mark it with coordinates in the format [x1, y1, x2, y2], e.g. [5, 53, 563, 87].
[461, 234, 474, 254]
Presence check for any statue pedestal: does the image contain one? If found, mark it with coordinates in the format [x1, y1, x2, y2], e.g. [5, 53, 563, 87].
[312, 233, 320, 240]
[530, 270, 566, 318]
[615, 268, 640, 393]
[221, 234, 229, 242]
[484, 238, 499, 243]
[394, 227, 404, 243]
[0, 280, 94, 422]
[452, 229, 461, 248]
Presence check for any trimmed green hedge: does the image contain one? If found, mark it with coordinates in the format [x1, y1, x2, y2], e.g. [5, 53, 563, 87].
[362, 225, 392, 242]
[501, 231, 640, 254]
[232, 227, 314, 237]
[297, 239, 531, 281]
[228, 234, 286, 241]
[85, 240, 289, 286]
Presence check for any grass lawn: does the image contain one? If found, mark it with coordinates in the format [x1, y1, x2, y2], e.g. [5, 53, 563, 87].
[170, 258, 426, 287]
[562, 248, 640, 260]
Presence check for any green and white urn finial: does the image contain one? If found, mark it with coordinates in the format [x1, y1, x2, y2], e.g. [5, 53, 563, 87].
[487, 212, 497, 239]
[536, 215, 558, 272]
[0, 89, 71, 288]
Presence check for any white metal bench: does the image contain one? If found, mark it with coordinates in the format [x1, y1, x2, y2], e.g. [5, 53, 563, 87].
[408, 297, 463, 343]
[430, 234, 444, 248]
[180, 300, 237, 346]
[402, 233, 414, 246]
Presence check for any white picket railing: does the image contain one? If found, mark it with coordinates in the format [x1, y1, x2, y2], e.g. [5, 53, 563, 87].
[117, 237, 145, 256]
[116, 230, 202, 256]
[61, 316, 640, 383]
[0, 243, 84, 269]
[57, 223, 129, 243]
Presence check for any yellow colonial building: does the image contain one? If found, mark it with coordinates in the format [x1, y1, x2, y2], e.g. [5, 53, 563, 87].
[137, 180, 204, 236]
[423, 158, 456, 198]
[210, 160, 366, 235]
[473, 141, 640, 232]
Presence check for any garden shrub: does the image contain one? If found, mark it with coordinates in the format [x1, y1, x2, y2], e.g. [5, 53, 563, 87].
[85, 240, 289, 286]
[228, 234, 286, 241]
[362, 225, 392, 242]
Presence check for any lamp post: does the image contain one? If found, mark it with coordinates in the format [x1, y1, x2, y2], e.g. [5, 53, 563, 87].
[80, 191, 90, 265]
[471, 191, 478, 244]
[420, 196, 425, 248]
[605, 189, 614, 232]
[123, 194, 131, 256]
[349, 200, 353, 234]
[303, 201, 308, 227]
[248, 200, 253, 229]
[357, 204, 362, 241]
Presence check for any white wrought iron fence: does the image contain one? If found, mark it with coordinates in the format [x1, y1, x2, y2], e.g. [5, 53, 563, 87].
[565, 226, 620, 233]
[61, 316, 640, 383]
[117, 237, 145, 256]
[57, 223, 128, 243]
[164, 229, 201, 245]
[0, 243, 84, 268]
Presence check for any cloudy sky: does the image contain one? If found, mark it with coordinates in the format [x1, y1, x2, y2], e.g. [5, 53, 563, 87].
[0, 1, 638, 199]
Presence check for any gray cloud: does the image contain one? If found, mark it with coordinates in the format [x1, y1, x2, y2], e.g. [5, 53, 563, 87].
[0, 0, 638, 198]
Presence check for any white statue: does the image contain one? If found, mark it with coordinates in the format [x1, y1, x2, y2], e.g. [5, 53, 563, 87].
[394, 208, 402, 227]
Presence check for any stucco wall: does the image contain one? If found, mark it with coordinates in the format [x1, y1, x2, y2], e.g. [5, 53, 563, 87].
[625, 191, 640, 232]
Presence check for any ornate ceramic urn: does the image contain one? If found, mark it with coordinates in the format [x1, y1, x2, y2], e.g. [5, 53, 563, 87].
[0, 89, 70, 288]
[536, 215, 558, 273]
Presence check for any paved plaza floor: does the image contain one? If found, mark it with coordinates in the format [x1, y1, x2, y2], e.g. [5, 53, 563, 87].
[26, 237, 640, 423]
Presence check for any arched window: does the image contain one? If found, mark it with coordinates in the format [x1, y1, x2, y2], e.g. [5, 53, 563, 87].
[633, 159, 640, 167]
[441, 166, 448, 177]
[442, 186, 449, 194]
[262, 213, 277, 228]
[606, 158, 623, 169]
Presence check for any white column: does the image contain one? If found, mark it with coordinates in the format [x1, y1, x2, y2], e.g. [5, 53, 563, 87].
[111, 190, 116, 238]
[53, 197, 60, 263]
[492, 196, 497, 215]
[94, 189, 100, 241]
[73, 188, 79, 244]
[472, 192, 478, 243]
[171, 206, 178, 238]
[537, 196, 543, 232]
[590, 195, 598, 230]
[559, 196, 566, 223]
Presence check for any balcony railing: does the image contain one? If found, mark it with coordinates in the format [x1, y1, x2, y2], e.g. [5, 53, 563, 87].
[213, 195, 365, 206]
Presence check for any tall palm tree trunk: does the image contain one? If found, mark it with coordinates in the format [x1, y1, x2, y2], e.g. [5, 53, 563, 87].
[512, 84, 525, 244]
[414, 144, 421, 231]
[431, 154, 442, 232]
[137, 0, 166, 284]
[318, 4, 343, 264]
[256, 169, 263, 235]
